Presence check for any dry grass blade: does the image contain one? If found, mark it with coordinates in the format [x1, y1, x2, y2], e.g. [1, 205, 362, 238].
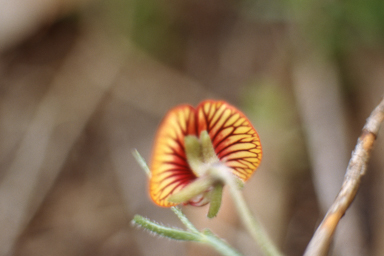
[304, 97, 384, 256]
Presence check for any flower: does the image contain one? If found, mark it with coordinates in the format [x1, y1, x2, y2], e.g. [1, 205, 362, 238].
[149, 100, 262, 208]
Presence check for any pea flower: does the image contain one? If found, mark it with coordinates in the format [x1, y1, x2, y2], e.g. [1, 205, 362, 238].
[149, 100, 262, 215]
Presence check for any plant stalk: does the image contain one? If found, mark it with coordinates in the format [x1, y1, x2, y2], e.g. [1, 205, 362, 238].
[213, 165, 283, 256]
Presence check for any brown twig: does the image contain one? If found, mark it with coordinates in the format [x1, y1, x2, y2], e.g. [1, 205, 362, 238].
[304, 97, 384, 256]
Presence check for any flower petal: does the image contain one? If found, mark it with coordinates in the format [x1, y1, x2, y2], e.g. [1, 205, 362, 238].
[196, 100, 262, 181]
[149, 100, 262, 207]
[149, 105, 197, 207]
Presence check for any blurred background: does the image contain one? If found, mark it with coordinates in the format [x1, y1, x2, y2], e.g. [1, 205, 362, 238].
[1, 0, 384, 255]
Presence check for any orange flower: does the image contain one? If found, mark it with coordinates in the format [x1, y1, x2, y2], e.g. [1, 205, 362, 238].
[149, 100, 262, 207]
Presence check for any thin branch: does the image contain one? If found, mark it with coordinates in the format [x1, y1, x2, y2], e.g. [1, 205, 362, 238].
[304, 97, 384, 256]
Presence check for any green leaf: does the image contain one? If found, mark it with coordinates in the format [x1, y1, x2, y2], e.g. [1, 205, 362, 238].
[132, 215, 200, 241]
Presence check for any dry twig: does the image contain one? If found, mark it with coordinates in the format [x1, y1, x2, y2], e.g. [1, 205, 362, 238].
[304, 97, 384, 255]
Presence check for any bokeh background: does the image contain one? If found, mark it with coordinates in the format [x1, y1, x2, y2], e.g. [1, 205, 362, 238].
[1, 0, 384, 255]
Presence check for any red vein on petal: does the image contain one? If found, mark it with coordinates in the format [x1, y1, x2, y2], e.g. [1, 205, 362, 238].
[211, 113, 234, 144]
[150, 101, 262, 206]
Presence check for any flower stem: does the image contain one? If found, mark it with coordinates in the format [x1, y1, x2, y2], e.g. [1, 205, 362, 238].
[171, 206, 199, 233]
[201, 229, 244, 256]
[171, 207, 243, 256]
[213, 166, 283, 256]
[132, 149, 151, 178]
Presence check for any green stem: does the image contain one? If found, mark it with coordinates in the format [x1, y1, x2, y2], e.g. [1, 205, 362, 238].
[214, 166, 283, 256]
[171, 206, 199, 233]
[133, 213, 244, 256]
[132, 149, 151, 178]
[131, 150, 249, 256]
[201, 229, 244, 256]
[171, 207, 243, 256]
[132, 215, 200, 241]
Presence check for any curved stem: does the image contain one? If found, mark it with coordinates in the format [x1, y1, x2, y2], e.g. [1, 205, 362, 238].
[132, 213, 244, 256]
[201, 229, 244, 256]
[171, 206, 199, 233]
[212, 166, 283, 256]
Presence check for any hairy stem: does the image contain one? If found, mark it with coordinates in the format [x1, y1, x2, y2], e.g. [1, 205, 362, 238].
[210, 165, 283, 256]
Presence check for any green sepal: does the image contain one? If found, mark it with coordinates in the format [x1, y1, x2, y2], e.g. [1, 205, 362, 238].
[168, 175, 215, 204]
[207, 183, 224, 218]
